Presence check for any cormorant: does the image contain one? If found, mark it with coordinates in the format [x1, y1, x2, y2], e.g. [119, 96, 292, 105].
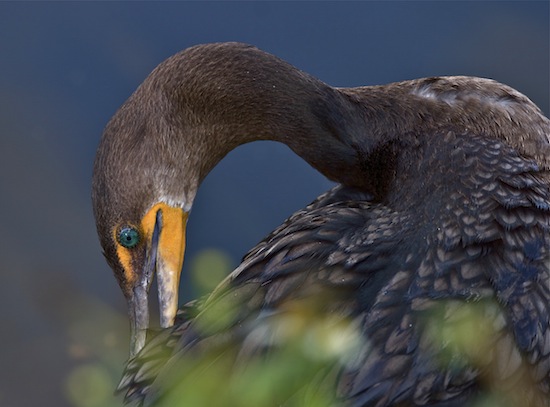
[92, 43, 550, 406]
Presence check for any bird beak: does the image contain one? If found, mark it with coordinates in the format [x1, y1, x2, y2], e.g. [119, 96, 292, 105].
[129, 203, 188, 357]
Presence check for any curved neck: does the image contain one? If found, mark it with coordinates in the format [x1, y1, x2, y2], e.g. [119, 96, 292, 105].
[117, 44, 549, 207]
[133, 43, 379, 195]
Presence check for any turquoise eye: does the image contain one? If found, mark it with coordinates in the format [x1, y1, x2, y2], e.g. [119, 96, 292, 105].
[118, 226, 140, 248]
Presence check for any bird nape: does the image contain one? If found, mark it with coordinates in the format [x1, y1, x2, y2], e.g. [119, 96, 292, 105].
[91, 42, 550, 407]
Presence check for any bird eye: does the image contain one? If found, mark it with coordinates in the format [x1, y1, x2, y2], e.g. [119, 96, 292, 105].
[118, 226, 140, 248]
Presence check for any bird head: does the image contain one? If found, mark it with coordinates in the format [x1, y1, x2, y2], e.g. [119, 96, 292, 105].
[92, 81, 194, 357]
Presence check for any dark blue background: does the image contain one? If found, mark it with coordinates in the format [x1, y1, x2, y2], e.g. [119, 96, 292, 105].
[0, 2, 548, 406]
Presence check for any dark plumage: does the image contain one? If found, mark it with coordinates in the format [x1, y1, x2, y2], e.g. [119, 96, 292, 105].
[92, 43, 550, 406]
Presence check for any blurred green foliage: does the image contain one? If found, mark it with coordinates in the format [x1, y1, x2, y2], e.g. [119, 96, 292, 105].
[190, 248, 234, 295]
[64, 252, 544, 407]
[154, 295, 363, 407]
[422, 300, 542, 407]
[65, 364, 112, 407]
[63, 249, 235, 407]
[63, 296, 128, 407]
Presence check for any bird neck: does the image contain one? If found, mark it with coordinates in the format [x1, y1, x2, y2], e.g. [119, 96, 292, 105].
[181, 84, 399, 198]
[132, 44, 549, 205]
[139, 43, 385, 195]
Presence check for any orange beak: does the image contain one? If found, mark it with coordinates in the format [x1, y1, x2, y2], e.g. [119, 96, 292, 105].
[128, 203, 187, 357]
